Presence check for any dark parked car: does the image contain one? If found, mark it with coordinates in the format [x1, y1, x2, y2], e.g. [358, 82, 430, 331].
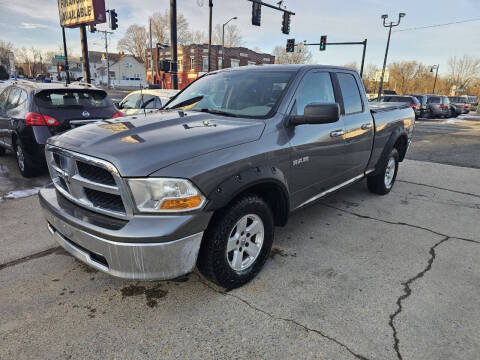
[39, 65, 415, 289]
[378, 95, 421, 118]
[0, 81, 123, 177]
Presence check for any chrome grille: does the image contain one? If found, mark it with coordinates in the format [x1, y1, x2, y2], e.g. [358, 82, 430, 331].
[46, 145, 133, 219]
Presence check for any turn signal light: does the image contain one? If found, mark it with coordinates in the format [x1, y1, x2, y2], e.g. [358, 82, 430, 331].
[25, 112, 59, 126]
[160, 196, 203, 210]
[111, 111, 124, 118]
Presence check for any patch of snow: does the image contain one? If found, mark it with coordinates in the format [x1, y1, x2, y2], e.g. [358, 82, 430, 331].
[1, 187, 43, 200]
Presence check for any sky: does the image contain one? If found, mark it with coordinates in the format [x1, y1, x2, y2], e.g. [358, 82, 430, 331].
[1, 0, 479, 76]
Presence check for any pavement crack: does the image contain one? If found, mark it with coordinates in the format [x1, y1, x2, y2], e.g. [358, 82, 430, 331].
[194, 273, 371, 360]
[321, 203, 480, 245]
[397, 180, 480, 199]
[0, 247, 62, 271]
[388, 236, 450, 360]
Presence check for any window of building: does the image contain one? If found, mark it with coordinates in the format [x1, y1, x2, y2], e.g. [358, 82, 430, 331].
[336, 72, 363, 114]
[178, 59, 183, 72]
[231, 59, 240, 68]
[218, 57, 223, 69]
[202, 56, 208, 72]
[190, 56, 195, 70]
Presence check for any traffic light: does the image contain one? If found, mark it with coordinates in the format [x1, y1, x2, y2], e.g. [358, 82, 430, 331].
[57, 64, 63, 72]
[110, 9, 118, 30]
[89, 24, 97, 33]
[252, 1, 261, 26]
[320, 35, 327, 51]
[286, 39, 295, 53]
[282, 12, 291, 35]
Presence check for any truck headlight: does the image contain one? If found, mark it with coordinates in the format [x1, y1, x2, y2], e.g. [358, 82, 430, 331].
[127, 178, 206, 213]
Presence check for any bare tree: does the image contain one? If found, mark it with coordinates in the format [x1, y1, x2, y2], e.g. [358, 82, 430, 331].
[0, 40, 14, 63]
[272, 45, 312, 65]
[448, 55, 480, 90]
[343, 62, 359, 72]
[150, 10, 191, 45]
[117, 24, 148, 63]
[184, 30, 207, 45]
[213, 24, 243, 47]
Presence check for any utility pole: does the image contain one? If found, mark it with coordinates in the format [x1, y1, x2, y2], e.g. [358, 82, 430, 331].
[431, 64, 439, 94]
[170, 0, 178, 89]
[149, 17, 154, 85]
[377, 13, 405, 99]
[96, 30, 113, 87]
[222, 17, 237, 69]
[62, 27, 70, 84]
[80, 24, 91, 84]
[208, 0, 213, 72]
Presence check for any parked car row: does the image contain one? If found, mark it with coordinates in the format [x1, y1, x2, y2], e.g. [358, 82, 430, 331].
[374, 93, 472, 119]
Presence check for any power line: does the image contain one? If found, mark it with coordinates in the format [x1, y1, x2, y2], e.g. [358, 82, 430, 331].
[394, 17, 480, 32]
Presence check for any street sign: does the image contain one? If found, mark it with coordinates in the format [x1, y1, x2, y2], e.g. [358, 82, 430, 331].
[54, 55, 66, 60]
[58, 0, 106, 28]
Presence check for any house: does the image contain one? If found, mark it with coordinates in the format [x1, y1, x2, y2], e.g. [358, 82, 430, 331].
[146, 44, 275, 89]
[81, 51, 146, 87]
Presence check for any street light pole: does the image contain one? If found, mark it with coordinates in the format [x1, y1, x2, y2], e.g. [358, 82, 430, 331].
[377, 13, 405, 99]
[222, 16, 237, 69]
[208, 0, 213, 72]
[431, 64, 439, 94]
[170, 0, 178, 89]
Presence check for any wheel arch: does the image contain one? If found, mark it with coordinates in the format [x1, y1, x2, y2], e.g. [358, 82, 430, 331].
[204, 166, 290, 227]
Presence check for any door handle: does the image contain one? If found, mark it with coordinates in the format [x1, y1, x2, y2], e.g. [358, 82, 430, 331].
[330, 129, 344, 137]
[361, 123, 372, 130]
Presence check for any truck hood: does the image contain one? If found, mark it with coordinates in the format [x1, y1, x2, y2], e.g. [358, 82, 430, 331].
[48, 111, 265, 177]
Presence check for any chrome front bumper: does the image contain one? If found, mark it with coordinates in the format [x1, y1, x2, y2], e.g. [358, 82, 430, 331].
[39, 187, 208, 280]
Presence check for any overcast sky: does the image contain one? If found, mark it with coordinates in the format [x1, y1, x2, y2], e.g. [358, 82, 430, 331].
[1, 0, 479, 75]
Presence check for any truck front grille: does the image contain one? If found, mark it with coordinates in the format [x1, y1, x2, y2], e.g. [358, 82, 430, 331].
[46, 146, 131, 219]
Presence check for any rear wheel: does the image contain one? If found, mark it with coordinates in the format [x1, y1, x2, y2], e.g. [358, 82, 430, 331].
[15, 138, 39, 178]
[367, 148, 399, 195]
[197, 194, 274, 289]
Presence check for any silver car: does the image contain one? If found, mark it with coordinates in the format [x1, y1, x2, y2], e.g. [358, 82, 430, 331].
[426, 95, 450, 118]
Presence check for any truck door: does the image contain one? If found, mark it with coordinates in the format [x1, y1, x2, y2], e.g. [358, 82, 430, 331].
[335, 72, 374, 179]
[286, 70, 349, 209]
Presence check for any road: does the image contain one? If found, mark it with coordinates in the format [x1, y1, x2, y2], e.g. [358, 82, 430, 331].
[407, 118, 480, 169]
[0, 116, 479, 360]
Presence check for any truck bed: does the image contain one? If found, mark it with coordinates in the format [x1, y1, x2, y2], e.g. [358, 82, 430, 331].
[369, 101, 411, 113]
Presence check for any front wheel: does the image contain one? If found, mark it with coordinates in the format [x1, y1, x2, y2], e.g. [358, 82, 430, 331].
[367, 148, 399, 195]
[197, 194, 274, 289]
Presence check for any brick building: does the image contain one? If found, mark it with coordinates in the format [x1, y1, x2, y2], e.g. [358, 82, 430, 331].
[146, 44, 275, 89]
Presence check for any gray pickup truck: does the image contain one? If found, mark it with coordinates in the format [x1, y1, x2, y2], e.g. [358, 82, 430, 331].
[39, 65, 415, 289]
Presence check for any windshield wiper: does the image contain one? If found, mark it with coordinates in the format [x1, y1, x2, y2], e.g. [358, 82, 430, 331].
[195, 108, 239, 118]
[167, 96, 204, 109]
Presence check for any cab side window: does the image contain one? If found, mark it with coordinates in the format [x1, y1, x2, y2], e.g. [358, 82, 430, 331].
[294, 72, 335, 116]
[120, 94, 140, 109]
[337, 73, 363, 114]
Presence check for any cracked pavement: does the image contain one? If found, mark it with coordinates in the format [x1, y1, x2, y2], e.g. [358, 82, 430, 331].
[1, 159, 479, 360]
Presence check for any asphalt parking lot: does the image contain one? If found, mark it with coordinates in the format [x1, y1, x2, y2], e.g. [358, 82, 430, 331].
[1, 118, 479, 360]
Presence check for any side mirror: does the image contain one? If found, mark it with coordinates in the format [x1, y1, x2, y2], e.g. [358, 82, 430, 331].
[114, 101, 121, 109]
[289, 103, 340, 126]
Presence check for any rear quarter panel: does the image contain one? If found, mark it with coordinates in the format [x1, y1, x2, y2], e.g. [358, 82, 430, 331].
[367, 106, 415, 171]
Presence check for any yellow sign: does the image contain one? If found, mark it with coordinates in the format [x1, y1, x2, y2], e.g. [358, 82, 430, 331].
[58, 0, 106, 28]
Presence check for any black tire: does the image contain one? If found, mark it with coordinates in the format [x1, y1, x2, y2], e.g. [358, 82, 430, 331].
[429, 109, 435, 119]
[14, 138, 39, 178]
[367, 148, 399, 195]
[197, 194, 274, 289]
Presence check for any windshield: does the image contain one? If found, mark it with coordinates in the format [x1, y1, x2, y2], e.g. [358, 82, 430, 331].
[164, 70, 295, 118]
[35, 90, 111, 109]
